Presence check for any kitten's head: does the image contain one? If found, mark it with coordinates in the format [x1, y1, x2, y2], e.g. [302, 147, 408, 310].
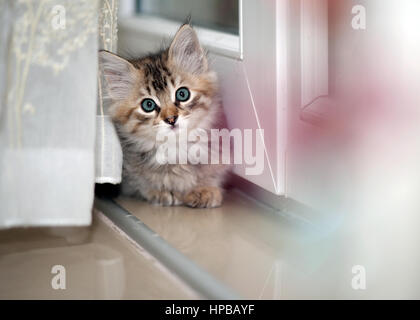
[99, 24, 219, 150]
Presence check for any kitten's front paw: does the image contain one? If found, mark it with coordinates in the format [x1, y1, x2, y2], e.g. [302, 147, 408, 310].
[147, 190, 182, 206]
[183, 186, 223, 208]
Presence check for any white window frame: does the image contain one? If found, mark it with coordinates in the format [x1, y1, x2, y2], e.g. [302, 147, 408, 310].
[299, 0, 330, 125]
[118, 0, 290, 196]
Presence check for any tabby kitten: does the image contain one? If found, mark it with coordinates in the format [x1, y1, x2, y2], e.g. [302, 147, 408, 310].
[99, 24, 229, 208]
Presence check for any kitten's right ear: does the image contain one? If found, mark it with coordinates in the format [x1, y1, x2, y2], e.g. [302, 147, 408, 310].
[98, 50, 138, 101]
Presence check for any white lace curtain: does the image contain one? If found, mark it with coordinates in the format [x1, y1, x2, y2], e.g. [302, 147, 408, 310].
[96, 0, 122, 184]
[0, 0, 122, 228]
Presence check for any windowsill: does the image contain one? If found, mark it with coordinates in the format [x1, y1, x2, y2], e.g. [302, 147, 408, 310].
[112, 191, 303, 299]
[118, 15, 242, 60]
[95, 187, 334, 299]
[300, 96, 336, 126]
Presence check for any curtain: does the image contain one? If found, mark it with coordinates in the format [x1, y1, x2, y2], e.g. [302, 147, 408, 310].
[96, 0, 122, 184]
[0, 0, 122, 228]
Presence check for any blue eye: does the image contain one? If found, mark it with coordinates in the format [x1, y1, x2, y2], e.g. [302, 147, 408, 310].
[175, 87, 190, 102]
[141, 98, 156, 112]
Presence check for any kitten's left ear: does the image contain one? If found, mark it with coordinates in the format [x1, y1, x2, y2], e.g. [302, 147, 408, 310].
[168, 24, 208, 75]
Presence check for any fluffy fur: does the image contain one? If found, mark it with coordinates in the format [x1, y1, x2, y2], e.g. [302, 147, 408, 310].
[99, 24, 230, 208]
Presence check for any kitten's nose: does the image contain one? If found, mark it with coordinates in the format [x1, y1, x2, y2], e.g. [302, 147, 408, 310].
[164, 115, 178, 126]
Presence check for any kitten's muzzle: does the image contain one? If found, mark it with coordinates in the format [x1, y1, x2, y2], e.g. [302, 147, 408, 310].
[164, 115, 178, 126]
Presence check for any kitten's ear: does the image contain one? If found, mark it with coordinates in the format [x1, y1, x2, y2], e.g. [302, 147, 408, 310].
[168, 24, 208, 75]
[98, 50, 138, 101]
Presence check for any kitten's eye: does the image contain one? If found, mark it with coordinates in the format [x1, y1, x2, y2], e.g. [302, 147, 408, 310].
[175, 87, 190, 102]
[141, 98, 156, 113]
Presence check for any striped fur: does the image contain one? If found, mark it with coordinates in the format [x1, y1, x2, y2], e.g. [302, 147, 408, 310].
[99, 24, 230, 208]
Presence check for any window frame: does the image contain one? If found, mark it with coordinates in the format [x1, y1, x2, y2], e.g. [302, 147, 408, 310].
[118, 13, 242, 60]
[299, 0, 330, 125]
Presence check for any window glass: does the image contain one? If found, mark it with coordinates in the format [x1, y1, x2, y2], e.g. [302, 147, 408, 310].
[136, 0, 239, 35]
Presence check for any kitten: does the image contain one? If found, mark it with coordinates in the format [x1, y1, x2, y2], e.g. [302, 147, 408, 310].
[99, 24, 230, 208]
